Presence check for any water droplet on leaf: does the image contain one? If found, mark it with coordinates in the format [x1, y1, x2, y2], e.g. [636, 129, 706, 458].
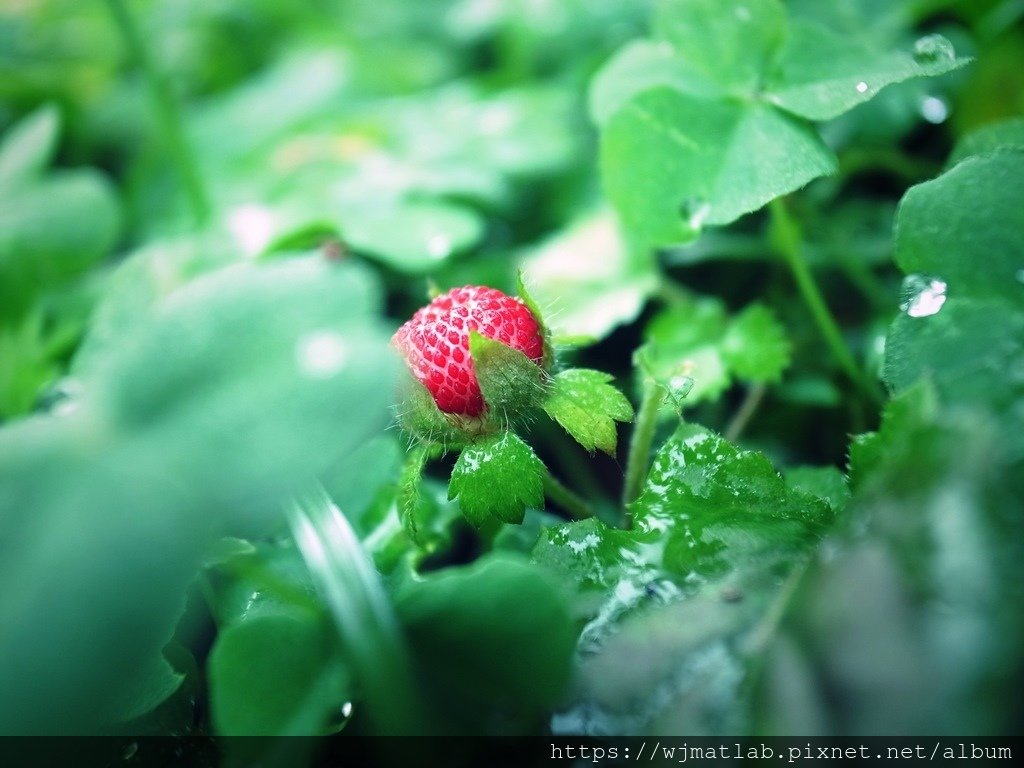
[855, 81, 869, 94]
[920, 95, 949, 124]
[900, 275, 948, 318]
[913, 34, 956, 64]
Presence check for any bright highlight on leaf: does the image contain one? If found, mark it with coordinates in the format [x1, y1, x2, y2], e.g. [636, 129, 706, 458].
[542, 369, 634, 455]
[448, 432, 545, 526]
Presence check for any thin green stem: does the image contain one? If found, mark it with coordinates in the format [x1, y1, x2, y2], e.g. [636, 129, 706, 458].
[543, 471, 594, 520]
[724, 383, 766, 443]
[621, 378, 666, 523]
[769, 198, 882, 406]
[104, 0, 211, 227]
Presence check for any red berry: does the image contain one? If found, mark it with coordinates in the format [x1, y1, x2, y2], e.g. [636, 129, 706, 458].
[393, 286, 545, 416]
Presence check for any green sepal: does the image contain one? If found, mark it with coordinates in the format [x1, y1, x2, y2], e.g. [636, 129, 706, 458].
[397, 443, 433, 545]
[448, 432, 546, 527]
[394, 373, 474, 449]
[542, 368, 634, 455]
[516, 270, 554, 368]
[469, 331, 548, 429]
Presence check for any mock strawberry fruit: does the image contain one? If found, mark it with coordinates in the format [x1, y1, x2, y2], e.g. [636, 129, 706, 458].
[393, 285, 546, 417]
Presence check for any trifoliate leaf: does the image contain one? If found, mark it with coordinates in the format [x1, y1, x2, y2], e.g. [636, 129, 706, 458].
[469, 331, 547, 425]
[721, 303, 792, 383]
[448, 432, 544, 526]
[542, 369, 634, 455]
[601, 88, 836, 249]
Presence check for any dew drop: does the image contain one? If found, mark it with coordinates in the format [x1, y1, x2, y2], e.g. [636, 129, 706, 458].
[913, 34, 956, 64]
[920, 95, 949, 124]
[855, 81, 869, 94]
[900, 275, 948, 318]
[227, 204, 276, 257]
[296, 330, 349, 378]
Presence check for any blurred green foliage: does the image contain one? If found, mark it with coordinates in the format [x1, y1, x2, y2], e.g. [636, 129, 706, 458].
[0, 0, 1021, 754]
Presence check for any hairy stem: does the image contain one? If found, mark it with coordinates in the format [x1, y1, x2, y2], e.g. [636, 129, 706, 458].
[769, 198, 882, 406]
[621, 377, 666, 523]
[543, 471, 594, 520]
[104, 0, 211, 227]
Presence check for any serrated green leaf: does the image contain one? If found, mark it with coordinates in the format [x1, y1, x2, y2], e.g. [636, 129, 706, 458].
[0, 104, 60, 188]
[784, 466, 850, 514]
[654, 0, 786, 96]
[721, 303, 792, 383]
[641, 296, 732, 404]
[538, 424, 833, 733]
[448, 432, 544, 526]
[469, 331, 547, 425]
[542, 369, 633, 455]
[764, 24, 968, 121]
[633, 424, 832, 578]
[601, 88, 836, 250]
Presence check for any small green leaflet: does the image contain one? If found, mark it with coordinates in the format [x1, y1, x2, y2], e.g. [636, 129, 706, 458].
[721, 303, 792, 384]
[448, 432, 544, 526]
[542, 369, 633, 455]
[642, 297, 791, 405]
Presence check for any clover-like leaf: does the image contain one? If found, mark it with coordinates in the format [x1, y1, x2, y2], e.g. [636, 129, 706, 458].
[542, 369, 633, 455]
[448, 432, 545, 526]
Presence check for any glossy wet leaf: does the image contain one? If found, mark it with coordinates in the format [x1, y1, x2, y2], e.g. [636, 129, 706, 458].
[448, 432, 544, 526]
[540, 424, 833, 734]
[542, 369, 633, 455]
[885, 151, 1024, 457]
